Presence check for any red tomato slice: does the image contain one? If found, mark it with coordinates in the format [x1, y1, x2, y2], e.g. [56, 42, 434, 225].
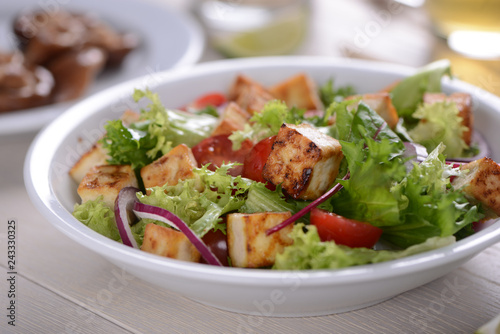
[310, 208, 383, 248]
[201, 228, 229, 266]
[192, 134, 253, 176]
[191, 92, 227, 109]
[242, 135, 276, 190]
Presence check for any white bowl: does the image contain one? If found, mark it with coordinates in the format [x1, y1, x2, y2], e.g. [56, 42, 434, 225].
[24, 56, 500, 317]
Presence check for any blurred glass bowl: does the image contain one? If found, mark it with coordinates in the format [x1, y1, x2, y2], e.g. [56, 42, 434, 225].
[194, 0, 310, 57]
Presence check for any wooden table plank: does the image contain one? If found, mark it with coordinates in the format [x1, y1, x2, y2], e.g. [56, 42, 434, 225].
[0, 266, 132, 334]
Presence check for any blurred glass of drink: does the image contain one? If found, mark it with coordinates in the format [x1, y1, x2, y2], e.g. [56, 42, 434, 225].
[425, 0, 500, 59]
[194, 0, 310, 58]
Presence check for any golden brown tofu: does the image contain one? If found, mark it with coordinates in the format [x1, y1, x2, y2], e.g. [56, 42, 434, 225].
[140, 144, 200, 194]
[141, 223, 201, 262]
[228, 74, 274, 114]
[269, 73, 323, 110]
[69, 143, 109, 184]
[262, 123, 344, 200]
[120, 109, 140, 127]
[423, 92, 473, 146]
[77, 164, 138, 208]
[227, 212, 293, 268]
[346, 92, 399, 129]
[452, 157, 500, 217]
[211, 102, 251, 136]
[380, 80, 401, 93]
[69, 110, 139, 184]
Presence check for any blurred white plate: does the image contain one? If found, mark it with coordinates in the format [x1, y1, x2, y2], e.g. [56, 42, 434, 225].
[0, 0, 204, 135]
[24, 56, 500, 317]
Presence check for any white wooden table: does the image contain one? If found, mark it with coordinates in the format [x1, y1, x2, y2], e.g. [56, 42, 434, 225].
[1, 1, 499, 333]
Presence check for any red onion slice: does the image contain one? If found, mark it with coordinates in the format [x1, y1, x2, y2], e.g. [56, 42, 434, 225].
[266, 173, 349, 236]
[133, 202, 223, 266]
[114, 187, 141, 249]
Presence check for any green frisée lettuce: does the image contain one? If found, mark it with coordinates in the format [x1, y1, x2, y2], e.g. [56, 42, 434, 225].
[136, 163, 308, 237]
[327, 102, 407, 226]
[318, 78, 356, 107]
[325, 102, 483, 248]
[391, 59, 452, 119]
[273, 224, 456, 270]
[239, 182, 305, 217]
[137, 164, 251, 237]
[408, 101, 468, 157]
[383, 144, 483, 247]
[229, 100, 305, 149]
[73, 196, 148, 246]
[101, 89, 218, 169]
[73, 196, 121, 241]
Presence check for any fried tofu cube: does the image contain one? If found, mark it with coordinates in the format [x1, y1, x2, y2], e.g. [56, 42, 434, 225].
[141, 223, 201, 262]
[452, 157, 500, 217]
[228, 74, 274, 114]
[262, 123, 344, 200]
[211, 102, 251, 136]
[140, 144, 200, 194]
[346, 92, 399, 128]
[423, 92, 473, 145]
[77, 164, 138, 208]
[120, 109, 140, 127]
[69, 143, 109, 184]
[69, 110, 140, 185]
[227, 212, 293, 268]
[269, 73, 323, 110]
[380, 80, 401, 93]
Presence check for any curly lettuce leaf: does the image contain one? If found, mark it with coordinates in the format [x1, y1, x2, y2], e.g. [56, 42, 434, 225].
[229, 100, 305, 149]
[239, 182, 305, 217]
[391, 59, 452, 119]
[326, 102, 482, 248]
[318, 78, 356, 107]
[73, 196, 155, 247]
[137, 164, 251, 237]
[101, 89, 218, 170]
[73, 197, 121, 241]
[101, 120, 159, 170]
[273, 224, 455, 270]
[408, 101, 468, 157]
[384, 144, 483, 247]
[328, 102, 407, 226]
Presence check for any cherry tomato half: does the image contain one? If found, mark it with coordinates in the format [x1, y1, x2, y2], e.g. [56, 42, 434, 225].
[242, 135, 276, 190]
[310, 208, 383, 248]
[192, 134, 253, 176]
[191, 92, 227, 109]
[201, 228, 229, 266]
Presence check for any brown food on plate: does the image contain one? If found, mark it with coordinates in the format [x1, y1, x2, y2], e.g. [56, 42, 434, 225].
[13, 9, 140, 67]
[0, 52, 54, 112]
[0, 8, 140, 113]
[46, 46, 106, 102]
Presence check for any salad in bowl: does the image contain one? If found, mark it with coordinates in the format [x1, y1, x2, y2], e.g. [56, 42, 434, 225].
[70, 59, 496, 270]
[25, 57, 500, 316]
